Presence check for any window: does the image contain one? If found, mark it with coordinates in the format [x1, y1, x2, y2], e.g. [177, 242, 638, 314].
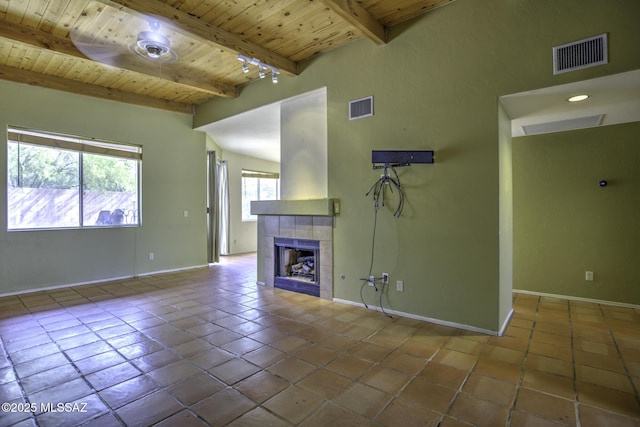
[242, 170, 279, 221]
[7, 127, 141, 230]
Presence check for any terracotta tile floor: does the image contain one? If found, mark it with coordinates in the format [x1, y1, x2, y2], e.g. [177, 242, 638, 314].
[1, 253, 639, 426]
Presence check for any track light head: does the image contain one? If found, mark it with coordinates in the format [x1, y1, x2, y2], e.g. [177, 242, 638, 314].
[237, 54, 280, 83]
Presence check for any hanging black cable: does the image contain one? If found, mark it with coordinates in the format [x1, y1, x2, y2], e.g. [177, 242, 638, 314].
[361, 163, 406, 318]
[359, 207, 378, 309]
[366, 163, 406, 218]
[360, 206, 393, 318]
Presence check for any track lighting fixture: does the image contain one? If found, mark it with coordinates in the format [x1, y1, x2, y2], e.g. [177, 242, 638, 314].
[237, 54, 280, 84]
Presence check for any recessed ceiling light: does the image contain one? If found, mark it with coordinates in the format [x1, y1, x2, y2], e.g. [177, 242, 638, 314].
[568, 94, 589, 102]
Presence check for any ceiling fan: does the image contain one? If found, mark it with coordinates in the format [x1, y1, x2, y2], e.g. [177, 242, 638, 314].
[126, 19, 178, 63]
[70, 5, 180, 69]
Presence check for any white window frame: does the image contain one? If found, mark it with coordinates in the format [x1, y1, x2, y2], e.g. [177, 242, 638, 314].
[7, 127, 142, 230]
[241, 169, 279, 221]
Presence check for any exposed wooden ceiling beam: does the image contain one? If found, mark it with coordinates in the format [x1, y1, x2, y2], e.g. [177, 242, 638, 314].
[104, 0, 299, 76]
[321, 0, 387, 45]
[0, 20, 236, 98]
[0, 64, 193, 114]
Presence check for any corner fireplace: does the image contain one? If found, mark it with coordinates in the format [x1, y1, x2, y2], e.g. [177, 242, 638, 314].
[274, 237, 320, 297]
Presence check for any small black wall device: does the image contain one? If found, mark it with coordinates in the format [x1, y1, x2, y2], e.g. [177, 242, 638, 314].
[371, 150, 434, 165]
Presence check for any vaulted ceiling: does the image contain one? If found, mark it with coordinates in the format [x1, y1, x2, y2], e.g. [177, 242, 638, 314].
[0, 0, 454, 114]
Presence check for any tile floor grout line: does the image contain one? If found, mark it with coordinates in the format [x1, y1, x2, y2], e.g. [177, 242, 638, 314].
[569, 297, 582, 427]
[361, 321, 436, 425]
[24, 289, 198, 425]
[597, 302, 640, 410]
[45, 302, 150, 427]
[1, 255, 639, 426]
[440, 338, 483, 426]
[283, 313, 387, 425]
[506, 294, 540, 426]
[5, 310, 115, 426]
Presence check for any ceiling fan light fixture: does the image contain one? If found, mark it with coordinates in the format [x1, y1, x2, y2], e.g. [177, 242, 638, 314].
[137, 31, 170, 55]
[130, 30, 178, 62]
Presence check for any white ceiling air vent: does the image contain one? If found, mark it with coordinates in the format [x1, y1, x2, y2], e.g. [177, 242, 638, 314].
[553, 33, 608, 75]
[521, 114, 604, 136]
[349, 96, 373, 120]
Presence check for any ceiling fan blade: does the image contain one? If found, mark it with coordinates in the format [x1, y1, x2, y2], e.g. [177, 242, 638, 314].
[71, 39, 132, 67]
[69, 5, 180, 68]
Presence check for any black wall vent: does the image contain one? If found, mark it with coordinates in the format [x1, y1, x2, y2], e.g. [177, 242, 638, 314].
[349, 96, 373, 120]
[553, 33, 608, 75]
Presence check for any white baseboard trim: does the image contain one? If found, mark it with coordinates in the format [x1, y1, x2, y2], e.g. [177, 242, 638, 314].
[136, 264, 209, 278]
[332, 298, 500, 336]
[513, 289, 640, 310]
[0, 264, 209, 299]
[498, 309, 514, 337]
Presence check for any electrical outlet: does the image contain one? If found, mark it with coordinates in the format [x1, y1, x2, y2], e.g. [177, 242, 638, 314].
[585, 271, 594, 281]
[382, 273, 389, 284]
[396, 280, 404, 292]
[149, 252, 154, 260]
[369, 275, 375, 286]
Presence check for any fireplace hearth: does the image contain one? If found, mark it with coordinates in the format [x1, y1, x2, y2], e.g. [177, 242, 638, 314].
[274, 237, 320, 297]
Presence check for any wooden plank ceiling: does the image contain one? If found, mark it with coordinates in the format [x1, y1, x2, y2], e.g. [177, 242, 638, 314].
[0, 0, 454, 114]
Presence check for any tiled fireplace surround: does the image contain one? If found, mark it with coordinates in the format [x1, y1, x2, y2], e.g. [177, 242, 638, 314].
[260, 215, 333, 299]
[255, 204, 334, 300]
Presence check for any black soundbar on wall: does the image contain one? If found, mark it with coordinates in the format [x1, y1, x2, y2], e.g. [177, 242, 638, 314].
[372, 150, 434, 165]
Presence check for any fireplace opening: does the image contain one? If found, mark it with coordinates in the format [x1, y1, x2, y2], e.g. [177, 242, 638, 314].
[274, 237, 320, 297]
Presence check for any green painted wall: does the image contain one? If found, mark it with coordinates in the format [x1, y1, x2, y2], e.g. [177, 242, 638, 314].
[223, 151, 280, 254]
[0, 80, 208, 294]
[513, 122, 640, 304]
[194, 0, 640, 331]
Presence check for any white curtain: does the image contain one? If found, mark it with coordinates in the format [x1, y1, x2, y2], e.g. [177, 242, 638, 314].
[218, 160, 230, 255]
[207, 151, 219, 263]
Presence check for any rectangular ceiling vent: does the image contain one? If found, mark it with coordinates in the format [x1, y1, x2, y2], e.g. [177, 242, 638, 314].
[521, 114, 604, 136]
[553, 33, 608, 75]
[349, 96, 373, 120]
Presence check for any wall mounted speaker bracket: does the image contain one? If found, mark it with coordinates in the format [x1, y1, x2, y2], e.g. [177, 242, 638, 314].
[372, 150, 434, 167]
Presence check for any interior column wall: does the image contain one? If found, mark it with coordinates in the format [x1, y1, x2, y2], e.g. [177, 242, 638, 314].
[280, 89, 328, 200]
